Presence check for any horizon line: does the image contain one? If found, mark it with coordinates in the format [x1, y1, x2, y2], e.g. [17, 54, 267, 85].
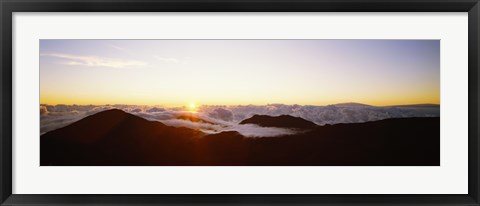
[39, 102, 440, 108]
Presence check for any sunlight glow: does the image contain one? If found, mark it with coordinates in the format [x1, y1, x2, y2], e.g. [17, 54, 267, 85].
[188, 103, 197, 112]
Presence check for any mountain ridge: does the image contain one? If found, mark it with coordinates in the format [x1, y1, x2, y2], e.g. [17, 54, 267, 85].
[41, 109, 440, 166]
[239, 114, 317, 128]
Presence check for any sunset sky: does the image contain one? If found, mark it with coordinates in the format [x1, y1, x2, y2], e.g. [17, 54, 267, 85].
[40, 40, 440, 107]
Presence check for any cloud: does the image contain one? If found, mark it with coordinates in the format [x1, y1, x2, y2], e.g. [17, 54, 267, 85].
[41, 114, 84, 135]
[156, 116, 298, 137]
[130, 108, 142, 113]
[109, 45, 130, 53]
[41, 53, 147, 68]
[40, 105, 49, 115]
[227, 124, 298, 137]
[39, 104, 440, 137]
[160, 119, 222, 134]
[200, 104, 440, 125]
[146, 107, 166, 113]
[208, 108, 234, 122]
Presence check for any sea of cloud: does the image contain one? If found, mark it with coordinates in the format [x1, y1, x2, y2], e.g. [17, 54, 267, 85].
[40, 103, 440, 137]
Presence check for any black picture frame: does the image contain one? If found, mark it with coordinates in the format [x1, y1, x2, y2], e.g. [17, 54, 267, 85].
[1, 0, 479, 205]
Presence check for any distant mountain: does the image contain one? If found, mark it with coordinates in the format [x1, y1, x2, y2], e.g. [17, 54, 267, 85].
[239, 115, 317, 128]
[41, 109, 440, 166]
[330, 102, 440, 108]
[330, 102, 373, 107]
[388, 104, 440, 108]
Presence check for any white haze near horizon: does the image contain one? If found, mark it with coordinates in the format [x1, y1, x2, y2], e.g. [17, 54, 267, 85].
[40, 103, 440, 137]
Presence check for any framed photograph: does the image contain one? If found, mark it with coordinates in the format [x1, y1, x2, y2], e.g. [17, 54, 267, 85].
[1, 0, 479, 205]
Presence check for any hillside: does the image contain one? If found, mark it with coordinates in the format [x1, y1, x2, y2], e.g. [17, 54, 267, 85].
[41, 109, 440, 166]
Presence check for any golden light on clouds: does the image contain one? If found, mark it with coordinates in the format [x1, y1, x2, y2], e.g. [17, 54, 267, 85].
[188, 103, 198, 112]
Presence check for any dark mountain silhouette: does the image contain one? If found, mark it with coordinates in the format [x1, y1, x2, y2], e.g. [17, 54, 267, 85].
[41, 109, 204, 166]
[330, 102, 439, 108]
[331, 102, 373, 107]
[388, 104, 440, 108]
[239, 114, 317, 129]
[41, 109, 440, 166]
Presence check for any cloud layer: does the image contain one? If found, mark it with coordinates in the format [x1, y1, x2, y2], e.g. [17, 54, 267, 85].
[41, 53, 146, 68]
[40, 103, 440, 137]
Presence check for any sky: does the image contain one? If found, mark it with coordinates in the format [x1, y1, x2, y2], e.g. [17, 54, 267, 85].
[40, 40, 440, 107]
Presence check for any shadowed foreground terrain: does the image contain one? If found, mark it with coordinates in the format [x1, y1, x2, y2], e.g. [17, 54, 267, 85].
[41, 109, 439, 166]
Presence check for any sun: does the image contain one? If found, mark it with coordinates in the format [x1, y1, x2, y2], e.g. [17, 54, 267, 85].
[188, 103, 197, 112]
